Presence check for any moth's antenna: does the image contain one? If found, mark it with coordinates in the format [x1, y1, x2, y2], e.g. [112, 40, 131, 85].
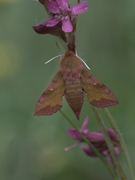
[44, 54, 64, 64]
[76, 51, 91, 70]
[56, 42, 63, 60]
[45, 43, 64, 64]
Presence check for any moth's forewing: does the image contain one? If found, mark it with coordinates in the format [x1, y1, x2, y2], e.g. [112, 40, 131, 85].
[81, 68, 119, 108]
[60, 51, 84, 120]
[34, 70, 65, 117]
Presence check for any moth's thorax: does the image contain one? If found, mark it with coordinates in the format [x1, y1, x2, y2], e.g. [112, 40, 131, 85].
[60, 51, 83, 80]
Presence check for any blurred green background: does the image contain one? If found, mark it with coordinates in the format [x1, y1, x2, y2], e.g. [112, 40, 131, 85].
[0, 0, 135, 179]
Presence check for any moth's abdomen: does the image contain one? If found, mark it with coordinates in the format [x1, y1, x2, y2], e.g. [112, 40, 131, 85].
[64, 80, 84, 120]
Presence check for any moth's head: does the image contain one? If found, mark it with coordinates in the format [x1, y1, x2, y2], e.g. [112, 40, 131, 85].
[64, 51, 75, 58]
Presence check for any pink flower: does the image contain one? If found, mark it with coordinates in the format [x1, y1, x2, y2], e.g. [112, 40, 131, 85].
[65, 117, 120, 168]
[33, 0, 88, 34]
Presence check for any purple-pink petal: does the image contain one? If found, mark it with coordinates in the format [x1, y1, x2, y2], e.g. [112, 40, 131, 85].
[56, 0, 69, 10]
[65, 141, 80, 151]
[103, 147, 120, 168]
[46, 1, 60, 13]
[46, 18, 60, 27]
[71, 1, 88, 16]
[33, 21, 50, 34]
[80, 116, 89, 132]
[62, 16, 73, 32]
[81, 145, 97, 157]
[32, 20, 61, 36]
[85, 132, 105, 143]
[33, 23, 46, 34]
[67, 129, 81, 140]
[107, 128, 119, 141]
[114, 147, 120, 155]
[103, 147, 120, 157]
[85, 129, 119, 143]
[83, 129, 89, 134]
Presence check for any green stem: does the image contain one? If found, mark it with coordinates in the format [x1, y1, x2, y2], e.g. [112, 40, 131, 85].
[103, 108, 135, 180]
[59, 110, 119, 180]
[91, 106, 127, 180]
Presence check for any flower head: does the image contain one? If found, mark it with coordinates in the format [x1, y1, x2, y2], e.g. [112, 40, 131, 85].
[65, 117, 121, 168]
[33, 0, 88, 34]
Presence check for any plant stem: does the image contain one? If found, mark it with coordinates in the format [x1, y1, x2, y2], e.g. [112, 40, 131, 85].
[103, 108, 135, 180]
[91, 106, 127, 180]
[59, 110, 119, 180]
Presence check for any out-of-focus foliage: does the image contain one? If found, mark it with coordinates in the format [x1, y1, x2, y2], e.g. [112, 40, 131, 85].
[0, 0, 135, 180]
[0, 0, 18, 4]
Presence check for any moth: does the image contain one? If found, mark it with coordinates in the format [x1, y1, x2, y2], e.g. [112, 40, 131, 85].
[34, 51, 119, 120]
